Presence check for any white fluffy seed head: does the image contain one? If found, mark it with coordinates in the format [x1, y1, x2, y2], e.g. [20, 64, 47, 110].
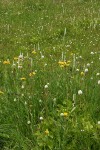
[98, 80, 100, 85]
[78, 90, 83, 95]
[44, 85, 48, 89]
[84, 68, 88, 73]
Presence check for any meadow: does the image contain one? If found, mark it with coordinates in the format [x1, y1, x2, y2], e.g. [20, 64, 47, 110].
[0, 0, 100, 149]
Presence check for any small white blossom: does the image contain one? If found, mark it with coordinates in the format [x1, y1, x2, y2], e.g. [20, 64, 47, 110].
[84, 68, 88, 73]
[25, 101, 27, 105]
[90, 52, 94, 55]
[41, 55, 44, 58]
[98, 80, 100, 85]
[40, 117, 43, 120]
[96, 73, 100, 76]
[76, 69, 79, 72]
[78, 90, 83, 95]
[14, 98, 17, 102]
[60, 113, 64, 116]
[44, 85, 48, 89]
[98, 121, 100, 125]
[21, 85, 24, 89]
[39, 99, 42, 103]
[27, 120, 31, 124]
[87, 63, 90, 67]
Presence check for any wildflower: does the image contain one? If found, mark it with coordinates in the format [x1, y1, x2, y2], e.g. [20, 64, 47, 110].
[14, 57, 18, 60]
[78, 90, 83, 95]
[20, 77, 26, 80]
[32, 50, 36, 54]
[18, 65, 22, 69]
[90, 52, 94, 55]
[81, 72, 85, 76]
[58, 61, 70, 67]
[45, 129, 49, 135]
[25, 101, 27, 105]
[40, 117, 43, 120]
[22, 94, 24, 97]
[27, 120, 31, 124]
[84, 68, 88, 73]
[87, 63, 90, 67]
[21, 85, 24, 89]
[98, 121, 100, 125]
[29, 72, 36, 77]
[0, 91, 4, 95]
[19, 53, 23, 59]
[60, 113, 64, 116]
[96, 73, 100, 76]
[98, 80, 100, 85]
[76, 69, 79, 72]
[41, 55, 44, 58]
[14, 98, 17, 102]
[44, 85, 48, 89]
[3, 60, 10, 65]
[63, 112, 68, 117]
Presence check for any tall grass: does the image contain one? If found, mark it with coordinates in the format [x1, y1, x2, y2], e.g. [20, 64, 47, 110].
[0, 0, 100, 149]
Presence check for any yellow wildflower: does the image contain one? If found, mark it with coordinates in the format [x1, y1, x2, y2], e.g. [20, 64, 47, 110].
[63, 112, 68, 117]
[14, 57, 18, 60]
[45, 129, 49, 135]
[67, 60, 71, 63]
[0, 91, 4, 95]
[58, 61, 70, 67]
[32, 50, 36, 54]
[29, 72, 36, 77]
[3, 60, 10, 65]
[81, 72, 85, 76]
[20, 77, 26, 80]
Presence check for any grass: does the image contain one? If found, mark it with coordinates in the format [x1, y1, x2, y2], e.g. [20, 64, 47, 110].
[0, 0, 100, 149]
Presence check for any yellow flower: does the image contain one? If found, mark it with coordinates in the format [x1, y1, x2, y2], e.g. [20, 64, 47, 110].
[20, 77, 26, 80]
[63, 112, 68, 117]
[3, 60, 10, 65]
[45, 129, 49, 135]
[81, 72, 85, 76]
[58, 61, 70, 67]
[29, 72, 36, 77]
[32, 50, 36, 54]
[14, 57, 18, 60]
[67, 60, 71, 63]
[0, 91, 4, 95]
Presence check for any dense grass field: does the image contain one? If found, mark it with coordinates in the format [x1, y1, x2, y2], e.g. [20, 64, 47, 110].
[0, 0, 100, 149]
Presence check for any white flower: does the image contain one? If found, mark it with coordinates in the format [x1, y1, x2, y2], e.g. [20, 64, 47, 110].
[79, 56, 82, 59]
[90, 77, 93, 80]
[76, 69, 79, 72]
[98, 80, 100, 85]
[44, 85, 48, 89]
[14, 98, 17, 102]
[90, 52, 94, 55]
[27, 120, 31, 124]
[87, 63, 90, 67]
[22, 93, 24, 96]
[39, 99, 42, 103]
[25, 101, 27, 105]
[21, 85, 24, 89]
[41, 55, 44, 58]
[40, 117, 43, 120]
[78, 90, 83, 95]
[96, 73, 100, 76]
[98, 121, 100, 125]
[84, 68, 88, 73]
[60, 113, 64, 116]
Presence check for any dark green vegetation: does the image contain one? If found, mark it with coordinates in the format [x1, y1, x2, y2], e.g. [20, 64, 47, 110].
[0, 0, 100, 149]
